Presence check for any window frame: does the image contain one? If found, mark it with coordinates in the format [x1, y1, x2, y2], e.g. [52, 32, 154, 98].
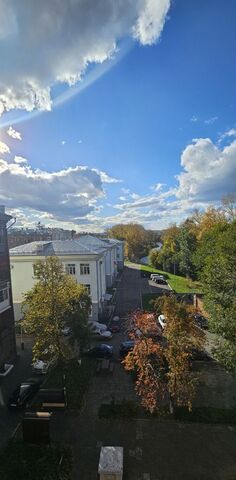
[80, 263, 90, 275]
[65, 263, 76, 275]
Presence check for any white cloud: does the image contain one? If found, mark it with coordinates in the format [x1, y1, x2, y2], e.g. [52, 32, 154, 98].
[61, 140, 66, 146]
[218, 128, 236, 143]
[0, 140, 10, 154]
[204, 116, 218, 125]
[176, 137, 236, 201]
[14, 155, 28, 164]
[0, 160, 118, 222]
[151, 182, 164, 191]
[225, 128, 236, 137]
[7, 126, 22, 140]
[190, 115, 198, 122]
[0, 0, 170, 116]
[95, 170, 121, 184]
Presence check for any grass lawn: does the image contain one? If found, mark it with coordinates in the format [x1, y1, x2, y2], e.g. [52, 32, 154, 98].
[126, 261, 202, 294]
[140, 263, 202, 293]
[0, 440, 72, 480]
[42, 357, 94, 410]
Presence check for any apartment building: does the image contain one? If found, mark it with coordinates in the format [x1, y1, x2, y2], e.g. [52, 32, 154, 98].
[0, 207, 16, 368]
[10, 240, 107, 322]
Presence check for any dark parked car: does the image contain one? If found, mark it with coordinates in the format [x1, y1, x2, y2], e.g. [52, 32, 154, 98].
[194, 314, 209, 330]
[119, 340, 135, 357]
[83, 344, 113, 358]
[153, 278, 168, 285]
[7, 378, 41, 409]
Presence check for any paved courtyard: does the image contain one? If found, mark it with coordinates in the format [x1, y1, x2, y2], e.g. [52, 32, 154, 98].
[53, 265, 236, 480]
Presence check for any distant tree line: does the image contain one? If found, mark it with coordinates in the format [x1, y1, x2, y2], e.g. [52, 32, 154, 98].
[107, 223, 160, 261]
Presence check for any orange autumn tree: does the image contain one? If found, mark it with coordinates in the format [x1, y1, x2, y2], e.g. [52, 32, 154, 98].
[123, 296, 204, 413]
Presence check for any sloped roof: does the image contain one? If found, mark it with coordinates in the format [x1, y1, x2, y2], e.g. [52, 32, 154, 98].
[103, 238, 124, 245]
[78, 234, 113, 249]
[10, 239, 105, 256]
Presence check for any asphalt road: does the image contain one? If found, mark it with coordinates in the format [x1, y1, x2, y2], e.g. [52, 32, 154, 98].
[115, 264, 170, 317]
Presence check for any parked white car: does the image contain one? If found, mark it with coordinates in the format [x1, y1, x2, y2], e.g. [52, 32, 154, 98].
[88, 321, 107, 332]
[158, 314, 167, 329]
[32, 358, 55, 374]
[150, 274, 164, 281]
[93, 329, 113, 339]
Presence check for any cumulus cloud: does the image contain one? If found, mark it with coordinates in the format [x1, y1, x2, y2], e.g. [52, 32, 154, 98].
[0, 0, 170, 116]
[0, 140, 10, 154]
[14, 155, 28, 164]
[176, 137, 236, 201]
[190, 115, 198, 122]
[7, 126, 22, 140]
[0, 160, 118, 221]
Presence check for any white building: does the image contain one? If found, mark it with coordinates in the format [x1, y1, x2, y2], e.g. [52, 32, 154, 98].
[78, 235, 120, 287]
[102, 238, 125, 271]
[10, 240, 107, 322]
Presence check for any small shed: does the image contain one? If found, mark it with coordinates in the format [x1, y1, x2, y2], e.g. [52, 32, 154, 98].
[98, 446, 123, 480]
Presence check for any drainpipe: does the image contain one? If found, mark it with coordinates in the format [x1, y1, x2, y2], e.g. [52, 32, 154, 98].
[96, 259, 100, 319]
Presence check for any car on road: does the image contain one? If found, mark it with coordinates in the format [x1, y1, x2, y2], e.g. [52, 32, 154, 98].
[153, 278, 168, 285]
[89, 320, 108, 332]
[119, 340, 135, 357]
[7, 378, 41, 409]
[93, 329, 113, 339]
[158, 314, 167, 329]
[32, 358, 56, 374]
[150, 274, 164, 281]
[83, 344, 113, 358]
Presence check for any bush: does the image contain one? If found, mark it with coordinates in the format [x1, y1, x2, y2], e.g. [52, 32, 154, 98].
[0, 440, 72, 480]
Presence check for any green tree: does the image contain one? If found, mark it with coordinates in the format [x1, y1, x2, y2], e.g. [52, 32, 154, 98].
[22, 256, 91, 364]
[176, 227, 197, 278]
[201, 221, 236, 372]
[155, 225, 179, 273]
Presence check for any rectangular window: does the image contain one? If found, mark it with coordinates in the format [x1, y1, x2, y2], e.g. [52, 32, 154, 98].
[66, 263, 76, 275]
[84, 284, 91, 295]
[0, 287, 9, 303]
[80, 263, 90, 275]
[117, 253, 120, 259]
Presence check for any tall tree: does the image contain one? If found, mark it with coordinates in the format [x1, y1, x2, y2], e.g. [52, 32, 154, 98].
[22, 256, 91, 364]
[201, 221, 236, 372]
[123, 297, 203, 413]
[107, 223, 153, 261]
[176, 227, 197, 278]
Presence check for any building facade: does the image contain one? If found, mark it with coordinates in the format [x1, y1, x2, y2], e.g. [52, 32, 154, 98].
[0, 207, 16, 368]
[78, 235, 119, 287]
[10, 240, 107, 322]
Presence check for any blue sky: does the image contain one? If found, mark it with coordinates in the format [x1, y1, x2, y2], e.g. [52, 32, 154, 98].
[0, 0, 235, 231]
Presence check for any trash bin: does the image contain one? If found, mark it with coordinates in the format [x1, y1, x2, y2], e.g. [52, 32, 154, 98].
[98, 446, 123, 480]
